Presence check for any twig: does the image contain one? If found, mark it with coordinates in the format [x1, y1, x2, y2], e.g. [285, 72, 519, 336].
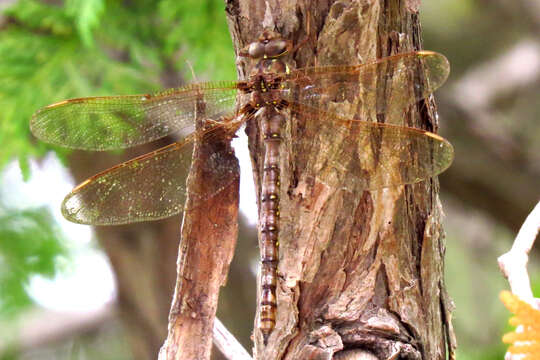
[498, 200, 540, 304]
[498, 201, 540, 360]
[213, 318, 253, 360]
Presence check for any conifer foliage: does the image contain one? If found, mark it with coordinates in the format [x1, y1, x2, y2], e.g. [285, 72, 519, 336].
[0, 0, 232, 319]
[0, 0, 234, 173]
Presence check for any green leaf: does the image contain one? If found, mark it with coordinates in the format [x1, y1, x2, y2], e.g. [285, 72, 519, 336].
[0, 205, 67, 316]
[0, 0, 233, 172]
[65, 0, 105, 47]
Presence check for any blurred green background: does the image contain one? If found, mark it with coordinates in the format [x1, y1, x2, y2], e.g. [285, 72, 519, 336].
[0, 0, 539, 359]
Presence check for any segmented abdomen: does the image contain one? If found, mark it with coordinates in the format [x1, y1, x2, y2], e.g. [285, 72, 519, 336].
[258, 111, 283, 345]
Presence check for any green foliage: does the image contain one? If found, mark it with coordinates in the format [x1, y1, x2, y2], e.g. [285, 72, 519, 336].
[0, 0, 234, 325]
[0, 204, 66, 316]
[158, 0, 234, 80]
[0, 0, 234, 172]
[455, 344, 508, 360]
[4, 0, 73, 36]
[66, 0, 105, 47]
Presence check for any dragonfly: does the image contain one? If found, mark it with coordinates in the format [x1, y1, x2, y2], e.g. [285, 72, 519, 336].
[30, 30, 453, 345]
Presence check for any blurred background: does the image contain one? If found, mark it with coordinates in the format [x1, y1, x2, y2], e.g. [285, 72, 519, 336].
[0, 0, 538, 359]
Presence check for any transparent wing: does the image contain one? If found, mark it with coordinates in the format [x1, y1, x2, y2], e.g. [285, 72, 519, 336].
[283, 51, 449, 124]
[293, 110, 454, 192]
[31, 82, 239, 150]
[61, 128, 239, 225]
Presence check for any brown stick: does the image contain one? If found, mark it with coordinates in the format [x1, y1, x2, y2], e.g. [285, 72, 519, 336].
[159, 124, 239, 358]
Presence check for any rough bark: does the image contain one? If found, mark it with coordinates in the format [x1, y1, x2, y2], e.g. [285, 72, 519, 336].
[159, 116, 239, 357]
[226, 1, 455, 359]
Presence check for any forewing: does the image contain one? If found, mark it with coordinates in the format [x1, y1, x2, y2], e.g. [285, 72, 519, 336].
[283, 51, 449, 124]
[62, 130, 239, 225]
[293, 110, 454, 192]
[31, 82, 239, 150]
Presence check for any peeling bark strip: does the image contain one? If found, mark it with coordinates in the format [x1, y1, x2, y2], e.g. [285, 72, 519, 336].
[226, 1, 456, 359]
[159, 103, 240, 359]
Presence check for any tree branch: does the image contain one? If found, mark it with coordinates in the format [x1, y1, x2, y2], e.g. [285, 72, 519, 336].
[159, 126, 239, 358]
[498, 200, 540, 303]
[497, 200, 540, 360]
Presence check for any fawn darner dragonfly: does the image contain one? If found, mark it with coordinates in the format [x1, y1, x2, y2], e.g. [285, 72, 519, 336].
[30, 30, 453, 344]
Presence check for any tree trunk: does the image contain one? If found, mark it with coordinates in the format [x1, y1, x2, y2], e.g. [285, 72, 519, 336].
[226, 1, 456, 359]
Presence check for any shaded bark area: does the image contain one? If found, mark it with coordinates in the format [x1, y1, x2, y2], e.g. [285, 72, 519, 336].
[226, 1, 454, 359]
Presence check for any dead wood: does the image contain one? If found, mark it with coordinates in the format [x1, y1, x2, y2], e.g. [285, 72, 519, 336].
[159, 113, 240, 357]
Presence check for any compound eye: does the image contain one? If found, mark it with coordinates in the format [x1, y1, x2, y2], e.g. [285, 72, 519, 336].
[265, 39, 287, 57]
[248, 42, 265, 58]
